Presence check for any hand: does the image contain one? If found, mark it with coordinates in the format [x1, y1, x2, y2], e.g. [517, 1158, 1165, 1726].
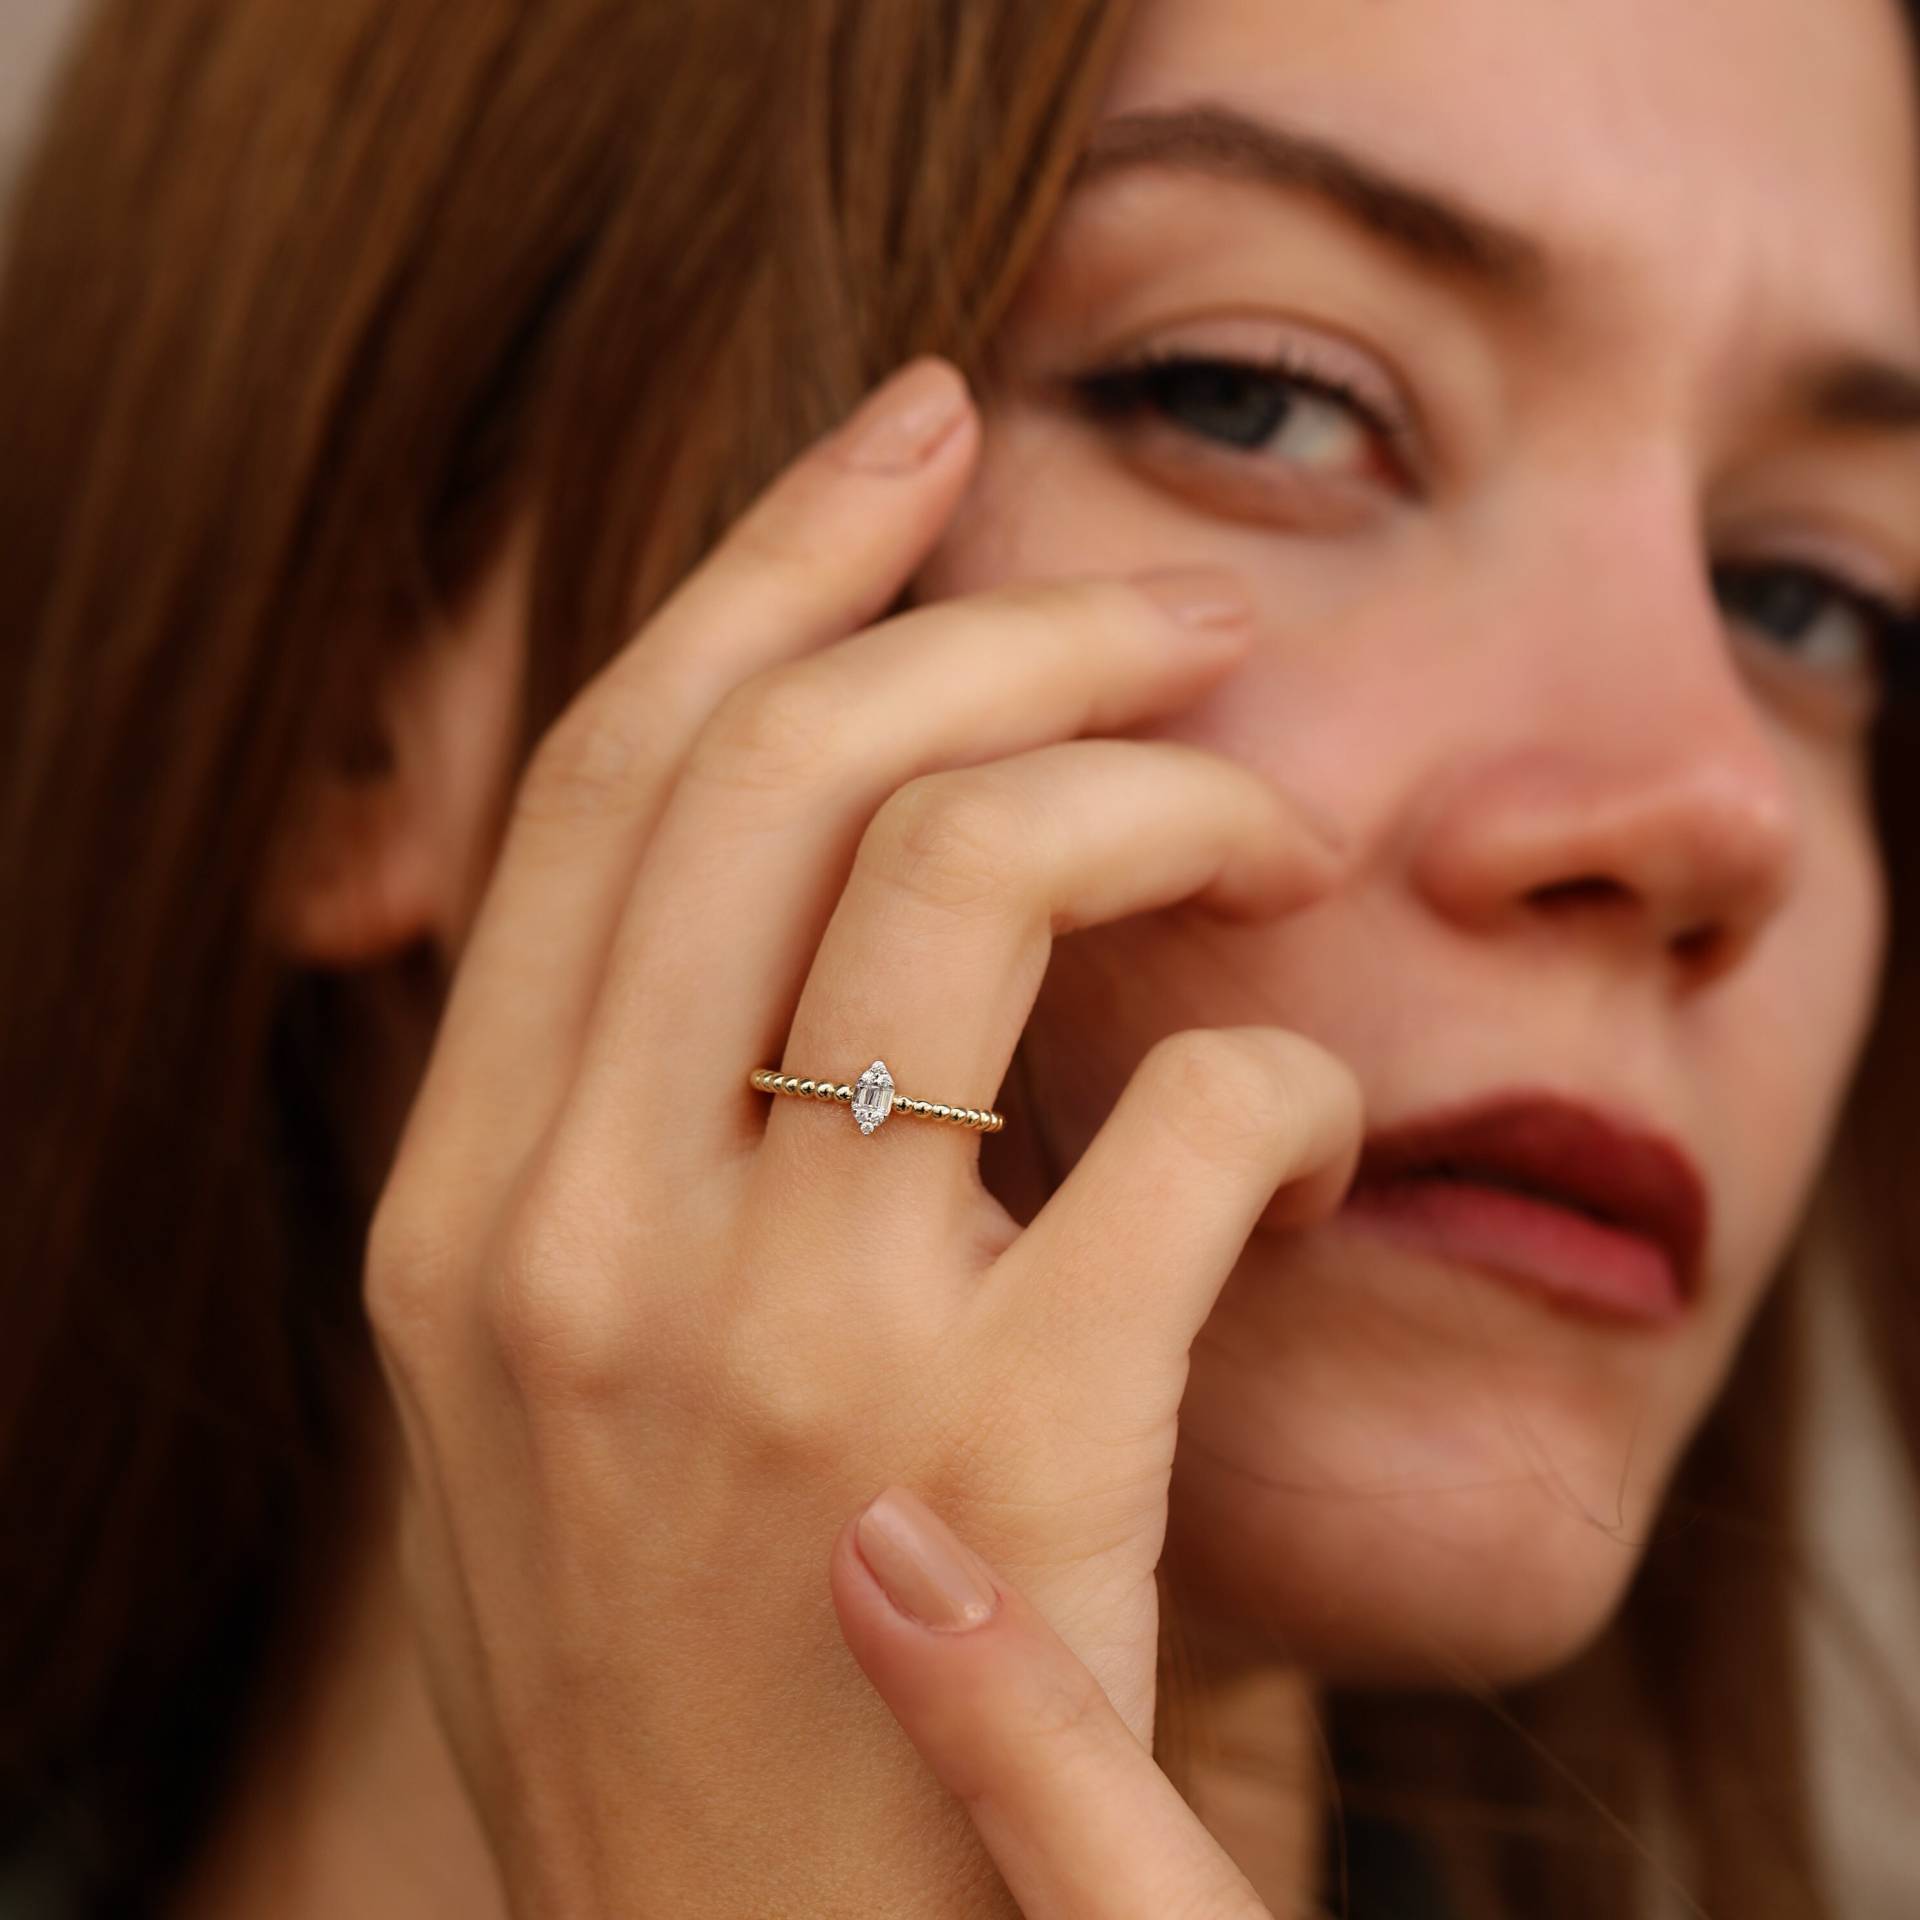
[365, 352, 1362, 1917]
[831, 1482, 1274, 1918]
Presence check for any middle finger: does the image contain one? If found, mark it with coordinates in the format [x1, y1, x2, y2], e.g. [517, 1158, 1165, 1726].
[570, 569, 1260, 1167]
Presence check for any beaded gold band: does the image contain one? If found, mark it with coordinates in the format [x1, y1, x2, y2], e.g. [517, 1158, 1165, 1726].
[750, 1056, 1004, 1137]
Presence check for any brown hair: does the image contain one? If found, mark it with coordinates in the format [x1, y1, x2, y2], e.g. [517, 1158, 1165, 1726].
[0, 2, 1915, 1914]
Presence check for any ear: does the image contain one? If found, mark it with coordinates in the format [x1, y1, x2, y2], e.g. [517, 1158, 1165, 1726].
[261, 531, 531, 969]
[259, 720, 438, 968]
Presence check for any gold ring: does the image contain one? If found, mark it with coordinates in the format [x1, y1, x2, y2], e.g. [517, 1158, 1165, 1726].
[749, 1057, 1003, 1136]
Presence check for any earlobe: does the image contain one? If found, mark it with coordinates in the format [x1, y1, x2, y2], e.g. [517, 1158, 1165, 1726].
[261, 521, 533, 970]
[259, 739, 445, 968]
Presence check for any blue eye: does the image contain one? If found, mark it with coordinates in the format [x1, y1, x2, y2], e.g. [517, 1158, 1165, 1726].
[1712, 560, 1917, 697]
[1072, 350, 1418, 485]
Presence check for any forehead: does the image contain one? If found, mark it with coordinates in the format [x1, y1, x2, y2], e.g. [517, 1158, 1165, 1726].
[1098, 0, 1920, 348]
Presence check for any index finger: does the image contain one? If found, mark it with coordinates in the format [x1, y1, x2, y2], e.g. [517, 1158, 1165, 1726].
[830, 1484, 1273, 1920]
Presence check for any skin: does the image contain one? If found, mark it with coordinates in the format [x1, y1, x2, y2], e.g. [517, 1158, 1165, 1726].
[184, 0, 1919, 1913]
[953, 0, 1912, 1689]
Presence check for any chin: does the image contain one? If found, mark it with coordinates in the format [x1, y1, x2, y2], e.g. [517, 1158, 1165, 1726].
[1164, 1446, 1653, 1687]
[1161, 1228, 1696, 1688]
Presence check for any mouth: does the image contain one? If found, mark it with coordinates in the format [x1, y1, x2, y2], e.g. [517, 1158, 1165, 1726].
[1335, 1091, 1710, 1326]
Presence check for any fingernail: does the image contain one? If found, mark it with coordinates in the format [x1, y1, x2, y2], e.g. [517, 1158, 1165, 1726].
[1129, 565, 1255, 632]
[833, 357, 972, 474]
[855, 1486, 999, 1632]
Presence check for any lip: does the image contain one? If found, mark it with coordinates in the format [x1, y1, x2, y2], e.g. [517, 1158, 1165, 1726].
[1335, 1090, 1710, 1326]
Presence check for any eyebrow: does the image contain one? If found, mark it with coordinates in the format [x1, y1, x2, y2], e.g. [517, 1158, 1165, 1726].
[1807, 357, 1920, 433]
[1073, 102, 1549, 293]
[1072, 101, 1920, 441]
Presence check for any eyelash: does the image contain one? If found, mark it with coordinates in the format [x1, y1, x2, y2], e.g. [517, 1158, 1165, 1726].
[1071, 342, 1423, 484]
[1714, 562, 1919, 700]
[1069, 346, 1919, 701]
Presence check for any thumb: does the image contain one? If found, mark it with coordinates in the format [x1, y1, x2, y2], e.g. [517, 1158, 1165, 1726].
[828, 1485, 1273, 1920]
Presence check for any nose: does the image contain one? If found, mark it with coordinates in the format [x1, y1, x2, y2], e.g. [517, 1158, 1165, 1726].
[1407, 523, 1799, 985]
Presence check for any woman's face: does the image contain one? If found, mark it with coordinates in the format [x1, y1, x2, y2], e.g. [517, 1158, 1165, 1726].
[914, 0, 1920, 1682]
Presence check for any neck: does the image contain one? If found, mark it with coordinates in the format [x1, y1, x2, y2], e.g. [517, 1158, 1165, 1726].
[1164, 1622, 1328, 1910]
[163, 1400, 510, 1920]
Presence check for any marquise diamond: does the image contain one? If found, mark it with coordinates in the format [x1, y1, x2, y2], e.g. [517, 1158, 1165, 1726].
[851, 1058, 895, 1135]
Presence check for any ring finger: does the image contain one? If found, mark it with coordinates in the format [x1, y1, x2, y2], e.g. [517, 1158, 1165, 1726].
[755, 734, 1344, 1214]
[571, 570, 1274, 1173]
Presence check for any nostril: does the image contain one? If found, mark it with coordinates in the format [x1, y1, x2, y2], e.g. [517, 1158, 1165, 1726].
[1526, 876, 1631, 915]
[1670, 921, 1724, 967]
[1526, 878, 1730, 967]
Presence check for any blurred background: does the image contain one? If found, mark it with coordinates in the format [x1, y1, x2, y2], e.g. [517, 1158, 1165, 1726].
[0, 0, 1914, 1912]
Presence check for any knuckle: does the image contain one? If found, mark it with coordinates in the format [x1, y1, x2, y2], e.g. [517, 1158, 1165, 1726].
[514, 704, 647, 825]
[864, 772, 1021, 918]
[484, 1206, 634, 1407]
[721, 483, 833, 587]
[1288, 1035, 1365, 1146]
[361, 1192, 458, 1360]
[984, 572, 1131, 638]
[1141, 1027, 1320, 1171]
[689, 663, 848, 795]
[977, 573, 1170, 666]
[706, 1314, 868, 1468]
[1019, 1658, 1114, 1755]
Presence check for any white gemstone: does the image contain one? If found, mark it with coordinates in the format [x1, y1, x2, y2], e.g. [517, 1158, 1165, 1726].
[851, 1058, 894, 1134]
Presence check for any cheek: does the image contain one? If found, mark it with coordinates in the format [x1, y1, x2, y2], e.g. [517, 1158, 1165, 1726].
[1698, 762, 1885, 1301]
[911, 411, 1151, 592]
[937, 414, 1890, 1679]
[912, 411, 1435, 815]
[913, 407, 1395, 636]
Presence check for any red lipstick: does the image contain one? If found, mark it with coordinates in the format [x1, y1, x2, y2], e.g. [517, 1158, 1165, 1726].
[1337, 1092, 1709, 1325]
